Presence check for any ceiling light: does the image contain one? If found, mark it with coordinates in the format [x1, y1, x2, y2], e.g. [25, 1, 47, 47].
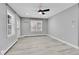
[39, 12, 42, 14]
[38, 4, 50, 15]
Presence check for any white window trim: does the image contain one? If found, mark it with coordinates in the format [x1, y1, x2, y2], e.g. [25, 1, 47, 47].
[7, 9, 15, 37]
[31, 20, 42, 32]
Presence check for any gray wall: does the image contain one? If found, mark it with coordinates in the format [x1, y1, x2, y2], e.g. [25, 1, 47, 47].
[78, 4, 79, 46]
[15, 13, 20, 38]
[6, 5, 20, 52]
[0, 3, 7, 54]
[48, 4, 79, 46]
[20, 18, 48, 36]
[0, 3, 20, 54]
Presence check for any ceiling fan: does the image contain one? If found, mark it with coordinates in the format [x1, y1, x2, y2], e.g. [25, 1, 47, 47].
[38, 9, 50, 15]
[38, 3, 50, 15]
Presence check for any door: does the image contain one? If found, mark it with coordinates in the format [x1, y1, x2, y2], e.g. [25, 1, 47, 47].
[21, 21, 30, 35]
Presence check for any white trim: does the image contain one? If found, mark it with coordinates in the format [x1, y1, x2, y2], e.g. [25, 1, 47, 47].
[7, 9, 15, 37]
[19, 34, 48, 38]
[1, 39, 18, 55]
[47, 34, 79, 49]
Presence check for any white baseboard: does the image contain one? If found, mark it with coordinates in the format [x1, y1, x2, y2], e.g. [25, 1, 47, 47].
[47, 34, 79, 49]
[19, 34, 48, 38]
[0, 34, 48, 55]
[1, 39, 18, 55]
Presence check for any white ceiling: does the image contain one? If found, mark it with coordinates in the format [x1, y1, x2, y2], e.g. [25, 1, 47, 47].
[8, 3, 76, 18]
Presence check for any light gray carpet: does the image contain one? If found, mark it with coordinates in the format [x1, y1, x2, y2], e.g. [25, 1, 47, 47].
[6, 36, 79, 55]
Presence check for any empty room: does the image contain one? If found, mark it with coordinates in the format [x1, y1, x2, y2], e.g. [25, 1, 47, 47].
[0, 3, 79, 55]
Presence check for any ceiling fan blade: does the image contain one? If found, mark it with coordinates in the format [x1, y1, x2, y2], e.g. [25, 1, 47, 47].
[38, 9, 50, 15]
[38, 9, 43, 12]
[43, 9, 50, 12]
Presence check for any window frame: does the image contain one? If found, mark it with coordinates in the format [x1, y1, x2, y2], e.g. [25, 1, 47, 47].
[7, 9, 15, 37]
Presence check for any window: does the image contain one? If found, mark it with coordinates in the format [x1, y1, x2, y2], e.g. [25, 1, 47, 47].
[31, 20, 42, 32]
[7, 9, 15, 37]
[8, 15, 12, 35]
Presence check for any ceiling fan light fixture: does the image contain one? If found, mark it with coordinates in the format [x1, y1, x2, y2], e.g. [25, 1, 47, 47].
[39, 12, 42, 14]
[38, 3, 50, 15]
[38, 9, 50, 15]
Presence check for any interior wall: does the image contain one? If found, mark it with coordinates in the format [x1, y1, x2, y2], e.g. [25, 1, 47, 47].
[0, 3, 7, 54]
[78, 4, 79, 46]
[20, 18, 48, 36]
[0, 3, 20, 54]
[48, 4, 79, 47]
[15, 13, 20, 38]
